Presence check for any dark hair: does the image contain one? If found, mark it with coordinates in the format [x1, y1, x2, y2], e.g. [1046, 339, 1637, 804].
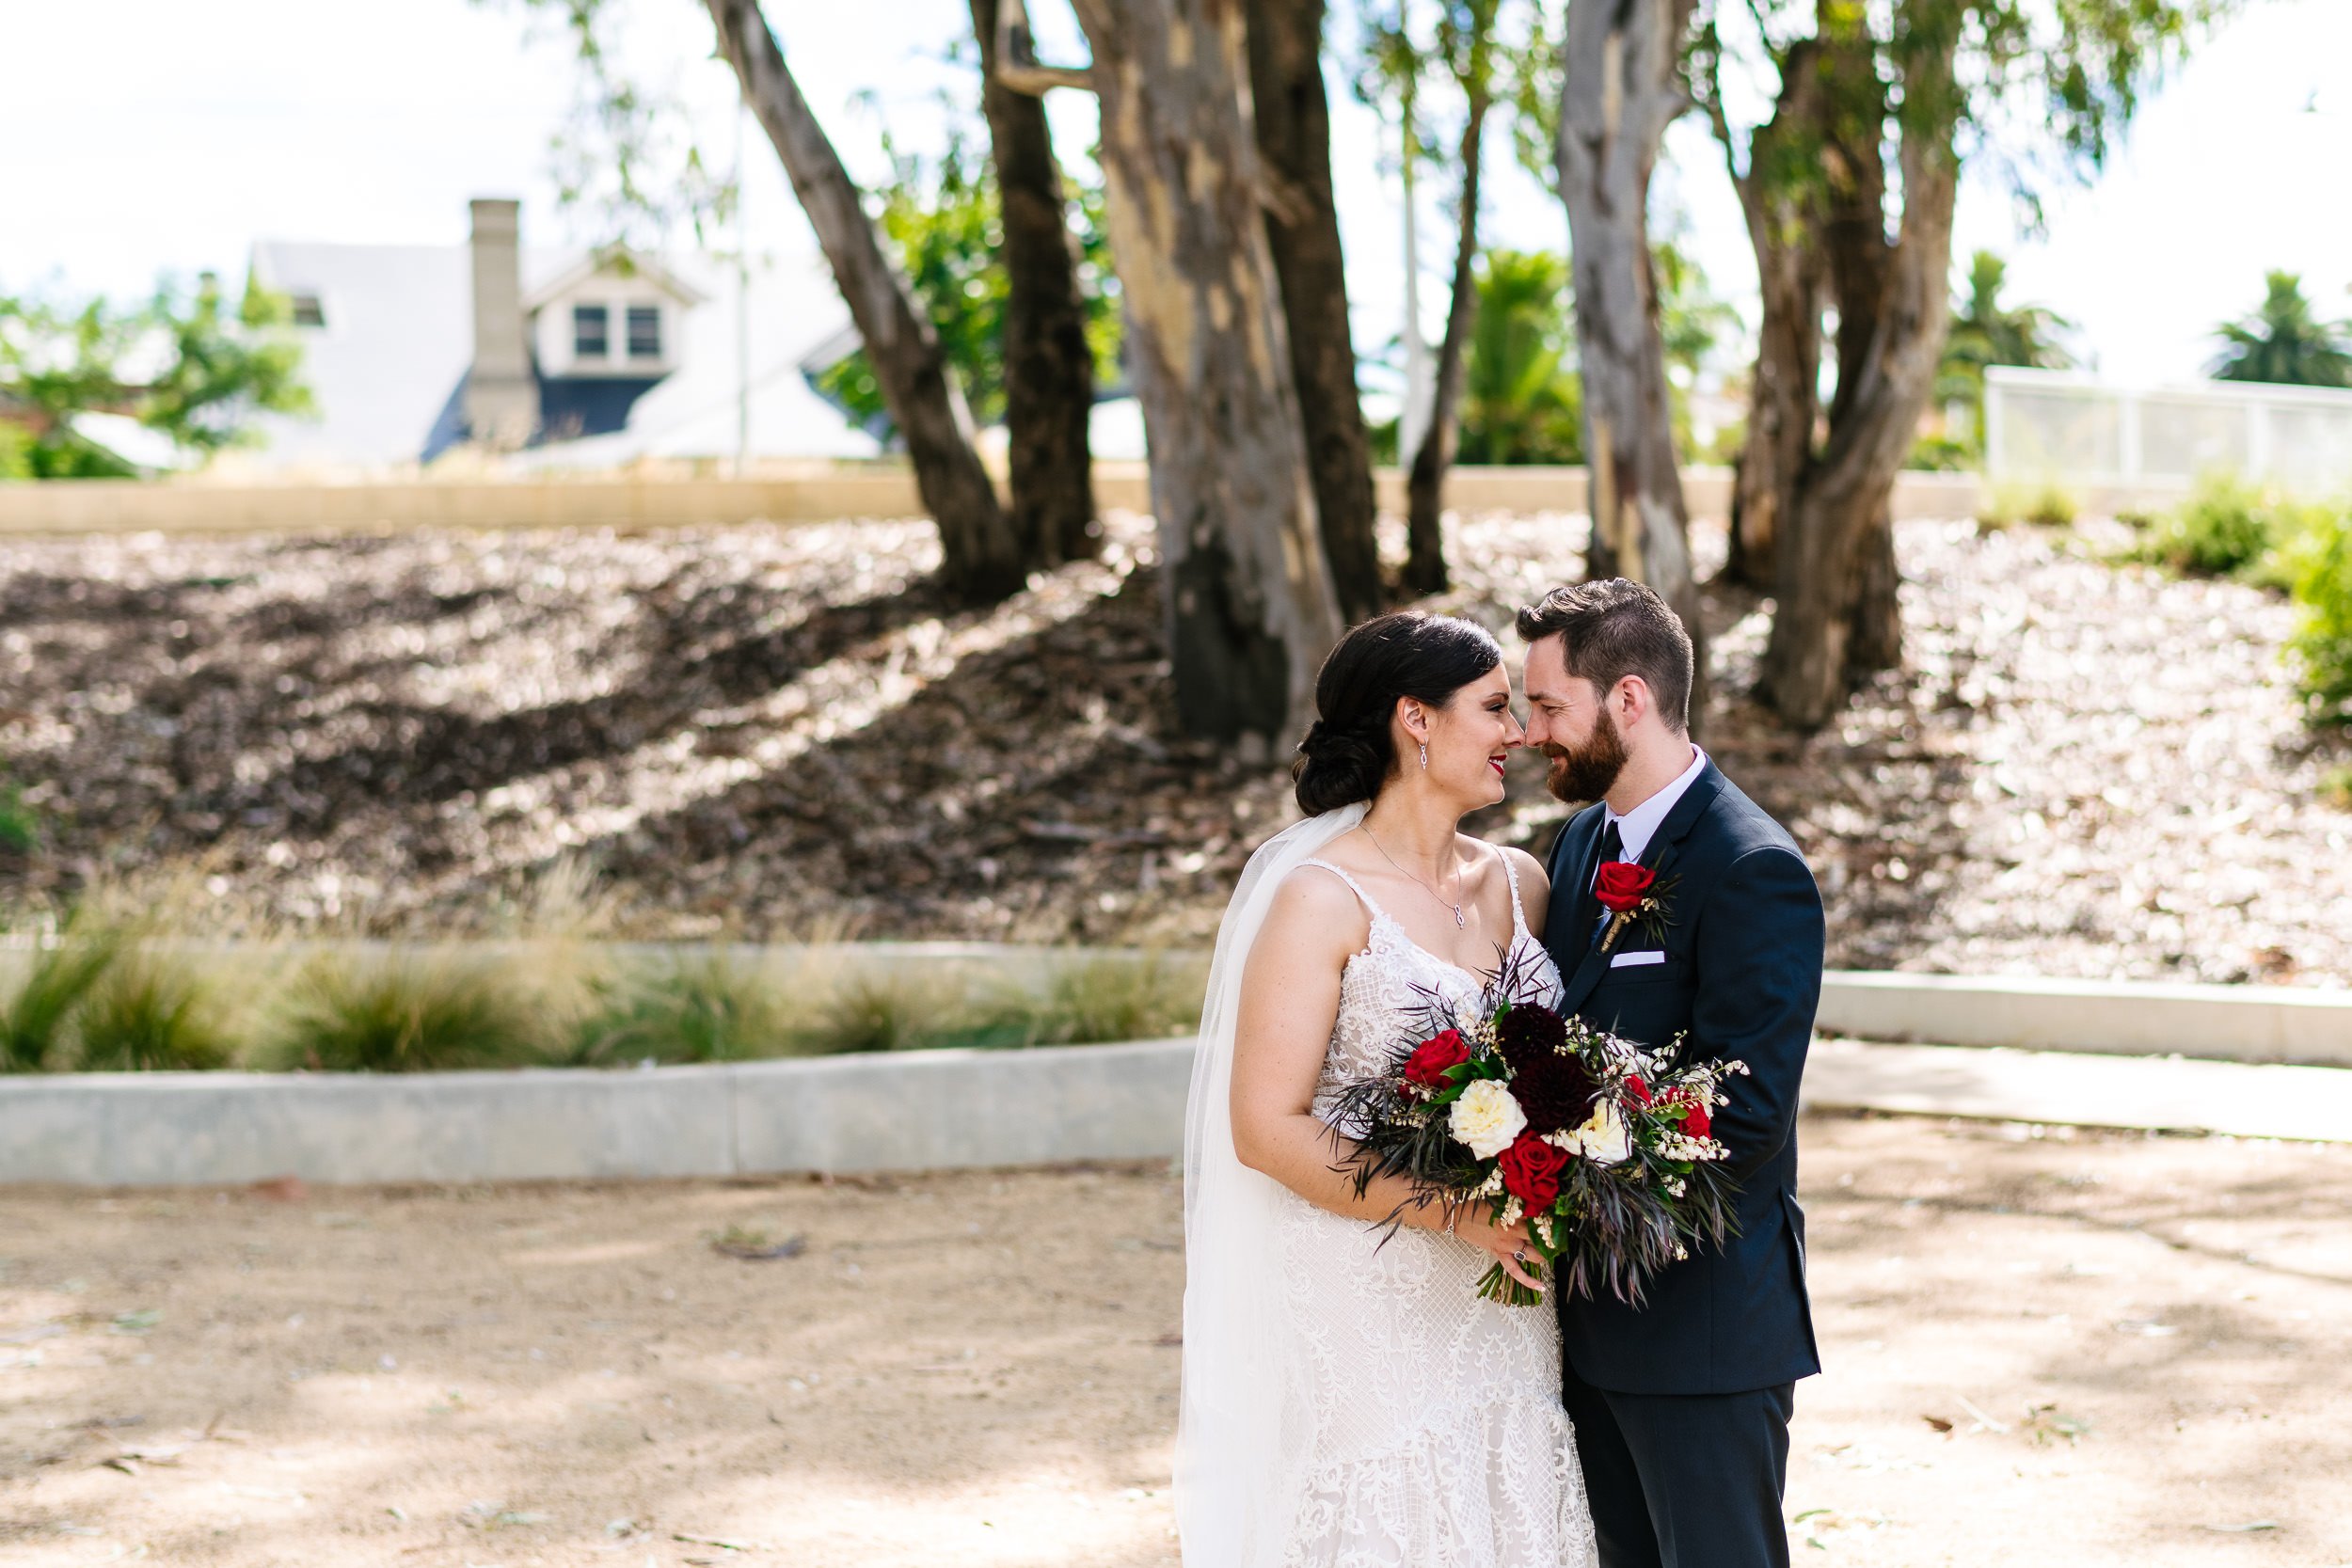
[1515, 578, 1693, 730]
[1292, 612, 1503, 814]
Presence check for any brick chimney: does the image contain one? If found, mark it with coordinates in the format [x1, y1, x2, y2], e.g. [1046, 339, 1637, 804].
[463, 198, 538, 449]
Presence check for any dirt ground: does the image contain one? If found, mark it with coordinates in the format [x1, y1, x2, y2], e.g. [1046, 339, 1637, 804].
[2, 1113, 2347, 1568]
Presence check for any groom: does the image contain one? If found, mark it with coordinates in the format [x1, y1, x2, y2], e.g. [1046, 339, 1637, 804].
[1518, 579, 1825, 1568]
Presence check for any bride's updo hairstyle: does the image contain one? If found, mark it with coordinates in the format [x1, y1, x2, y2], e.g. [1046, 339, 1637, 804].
[1292, 612, 1503, 815]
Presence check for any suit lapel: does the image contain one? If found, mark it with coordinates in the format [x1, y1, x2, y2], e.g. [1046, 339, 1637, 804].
[1557, 760, 1727, 1018]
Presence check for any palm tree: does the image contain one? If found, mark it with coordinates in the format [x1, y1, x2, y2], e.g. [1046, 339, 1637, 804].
[1936, 250, 2073, 409]
[1454, 249, 1585, 466]
[2209, 271, 2352, 388]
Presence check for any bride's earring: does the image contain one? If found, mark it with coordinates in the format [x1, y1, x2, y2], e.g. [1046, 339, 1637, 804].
[1419, 742, 1429, 770]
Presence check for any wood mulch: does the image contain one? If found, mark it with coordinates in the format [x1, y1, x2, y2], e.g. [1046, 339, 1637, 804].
[2, 510, 2346, 984]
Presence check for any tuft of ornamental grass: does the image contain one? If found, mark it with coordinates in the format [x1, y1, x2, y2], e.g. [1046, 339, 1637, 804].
[263, 950, 545, 1072]
[806, 970, 959, 1054]
[73, 955, 233, 1071]
[564, 952, 793, 1066]
[1028, 952, 1207, 1046]
[0, 927, 122, 1072]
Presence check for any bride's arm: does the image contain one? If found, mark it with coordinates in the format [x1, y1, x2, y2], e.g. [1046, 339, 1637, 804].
[1228, 870, 1545, 1291]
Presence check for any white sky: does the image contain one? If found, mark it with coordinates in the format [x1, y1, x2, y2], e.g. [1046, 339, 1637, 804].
[5, 0, 2347, 391]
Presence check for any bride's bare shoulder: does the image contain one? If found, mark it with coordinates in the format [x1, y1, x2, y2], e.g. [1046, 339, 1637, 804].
[1495, 843, 1549, 897]
[1252, 861, 1374, 958]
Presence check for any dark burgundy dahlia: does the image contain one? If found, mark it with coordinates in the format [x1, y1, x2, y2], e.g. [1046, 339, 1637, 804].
[1495, 1002, 1568, 1073]
[1496, 1005, 1598, 1134]
[1508, 1049, 1600, 1135]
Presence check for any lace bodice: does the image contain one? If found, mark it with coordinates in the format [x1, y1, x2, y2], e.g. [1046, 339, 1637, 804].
[1263, 846, 1594, 1568]
[1302, 850, 1566, 1122]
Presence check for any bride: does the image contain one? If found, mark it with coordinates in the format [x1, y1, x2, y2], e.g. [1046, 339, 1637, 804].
[1176, 611, 1598, 1567]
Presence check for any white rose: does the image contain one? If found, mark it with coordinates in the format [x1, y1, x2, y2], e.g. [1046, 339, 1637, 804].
[1571, 1099, 1630, 1165]
[1447, 1079, 1528, 1159]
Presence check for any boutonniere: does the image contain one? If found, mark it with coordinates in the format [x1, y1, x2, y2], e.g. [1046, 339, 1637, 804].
[1595, 862, 1679, 954]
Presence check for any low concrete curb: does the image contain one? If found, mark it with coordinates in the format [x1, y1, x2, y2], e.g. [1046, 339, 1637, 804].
[1814, 972, 2351, 1066]
[1801, 1037, 2352, 1143]
[0, 1039, 1196, 1187]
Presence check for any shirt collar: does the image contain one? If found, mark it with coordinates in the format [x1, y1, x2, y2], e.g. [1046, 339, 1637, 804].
[1603, 745, 1708, 864]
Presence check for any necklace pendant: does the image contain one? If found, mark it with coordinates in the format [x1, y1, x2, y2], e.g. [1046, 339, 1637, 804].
[1453, 905, 1466, 929]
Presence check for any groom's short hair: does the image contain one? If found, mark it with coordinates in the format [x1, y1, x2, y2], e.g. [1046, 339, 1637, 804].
[1516, 578, 1693, 732]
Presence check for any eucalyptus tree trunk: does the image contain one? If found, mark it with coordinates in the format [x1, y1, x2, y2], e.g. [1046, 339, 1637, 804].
[1757, 48, 1959, 728]
[1070, 0, 1344, 752]
[972, 0, 1098, 567]
[1402, 64, 1492, 597]
[1556, 0, 1705, 701]
[706, 0, 1024, 603]
[1248, 0, 1382, 622]
[1711, 40, 1824, 592]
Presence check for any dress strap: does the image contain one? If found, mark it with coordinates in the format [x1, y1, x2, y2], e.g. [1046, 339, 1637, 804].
[1298, 859, 1395, 927]
[1491, 843, 1532, 942]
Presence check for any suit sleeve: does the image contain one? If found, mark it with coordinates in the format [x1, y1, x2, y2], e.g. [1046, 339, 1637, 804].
[1687, 845, 1825, 1183]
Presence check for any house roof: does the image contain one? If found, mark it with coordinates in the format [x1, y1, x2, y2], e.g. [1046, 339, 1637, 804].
[244, 238, 876, 470]
[521, 247, 709, 313]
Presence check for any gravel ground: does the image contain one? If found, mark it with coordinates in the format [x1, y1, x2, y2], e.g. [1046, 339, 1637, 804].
[1, 1115, 2345, 1567]
[2, 512, 2345, 980]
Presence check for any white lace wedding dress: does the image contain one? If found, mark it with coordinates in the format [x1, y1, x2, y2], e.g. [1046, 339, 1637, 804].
[1269, 851, 1598, 1568]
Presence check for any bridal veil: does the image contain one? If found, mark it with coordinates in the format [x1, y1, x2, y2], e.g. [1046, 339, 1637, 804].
[1173, 801, 1366, 1565]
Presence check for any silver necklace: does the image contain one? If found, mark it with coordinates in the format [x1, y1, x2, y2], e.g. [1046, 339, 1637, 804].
[1362, 826, 1467, 928]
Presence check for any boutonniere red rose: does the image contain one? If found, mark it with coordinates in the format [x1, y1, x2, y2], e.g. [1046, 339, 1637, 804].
[1596, 862, 1678, 954]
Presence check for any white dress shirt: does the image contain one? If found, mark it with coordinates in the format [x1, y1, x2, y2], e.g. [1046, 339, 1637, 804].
[1599, 745, 1708, 869]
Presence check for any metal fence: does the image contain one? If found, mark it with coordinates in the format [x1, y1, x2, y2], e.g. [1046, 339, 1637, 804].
[1985, 366, 2352, 496]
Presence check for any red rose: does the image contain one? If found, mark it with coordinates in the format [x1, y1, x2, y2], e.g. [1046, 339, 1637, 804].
[1402, 1029, 1470, 1092]
[1680, 1101, 1711, 1139]
[1593, 861, 1656, 913]
[1625, 1075, 1652, 1107]
[1498, 1132, 1572, 1209]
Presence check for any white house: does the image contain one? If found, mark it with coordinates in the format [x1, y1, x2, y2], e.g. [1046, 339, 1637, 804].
[245, 198, 884, 470]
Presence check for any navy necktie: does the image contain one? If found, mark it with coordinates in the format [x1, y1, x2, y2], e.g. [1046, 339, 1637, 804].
[1589, 820, 1624, 950]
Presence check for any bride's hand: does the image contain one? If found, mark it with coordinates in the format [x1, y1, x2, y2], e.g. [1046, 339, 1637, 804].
[1450, 1206, 1547, 1294]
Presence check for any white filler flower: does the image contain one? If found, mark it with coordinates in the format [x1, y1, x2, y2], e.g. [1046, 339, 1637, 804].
[1448, 1079, 1529, 1158]
[1571, 1100, 1631, 1165]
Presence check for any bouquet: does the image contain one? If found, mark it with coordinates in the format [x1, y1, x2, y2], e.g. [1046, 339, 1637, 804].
[1330, 947, 1747, 1307]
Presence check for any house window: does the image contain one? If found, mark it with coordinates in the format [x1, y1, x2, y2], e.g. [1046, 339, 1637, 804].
[573, 304, 611, 359]
[288, 293, 326, 328]
[627, 305, 662, 361]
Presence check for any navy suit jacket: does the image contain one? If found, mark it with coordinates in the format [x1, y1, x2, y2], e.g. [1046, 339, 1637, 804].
[1543, 759, 1826, 1397]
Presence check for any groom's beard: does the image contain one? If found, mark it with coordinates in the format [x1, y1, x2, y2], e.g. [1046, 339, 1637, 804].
[1542, 707, 1629, 804]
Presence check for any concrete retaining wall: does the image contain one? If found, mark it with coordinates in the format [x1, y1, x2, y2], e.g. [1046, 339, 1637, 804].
[0, 466, 1993, 538]
[0, 1038, 1195, 1187]
[3, 969, 2343, 1187]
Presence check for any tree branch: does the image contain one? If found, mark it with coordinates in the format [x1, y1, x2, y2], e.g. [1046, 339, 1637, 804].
[994, 0, 1095, 96]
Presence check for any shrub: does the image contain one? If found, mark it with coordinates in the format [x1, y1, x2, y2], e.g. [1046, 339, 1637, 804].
[0, 929, 121, 1072]
[265, 951, 543, 1072]
[565, 952, 792, 1066]
[2289, 504, 2352, 724]
[2132, 474, 2331, 581]
[1976, 482, 2074, 531]
[0, 778, 36, 855]
[2319, 765, 2352, 812]
[74, 956, 232, 1071]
